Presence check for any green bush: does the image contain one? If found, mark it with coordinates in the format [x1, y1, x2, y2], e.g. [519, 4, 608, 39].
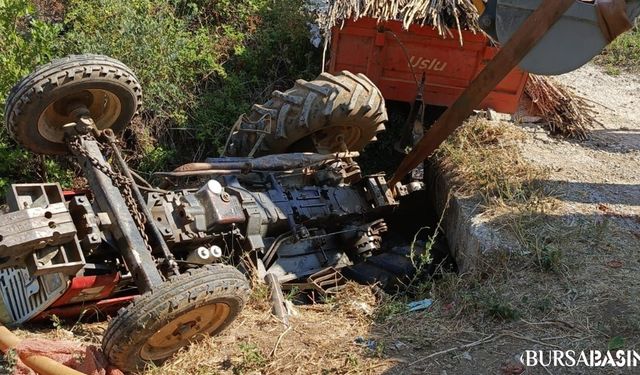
[0, 0, 65, 192]
[61, 0, 225, 127]
[597, 26, 640, 73]
[0, 0, 61, 106]
[0, 0, 319, 191]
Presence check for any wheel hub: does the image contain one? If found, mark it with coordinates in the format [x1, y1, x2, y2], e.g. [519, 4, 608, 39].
[312, 126, 362, 153]
[37, 89, 122, 143]
[139, 303, 231, 361]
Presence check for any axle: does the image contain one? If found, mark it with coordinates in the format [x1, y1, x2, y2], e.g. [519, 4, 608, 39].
[64, 115, 164, 293]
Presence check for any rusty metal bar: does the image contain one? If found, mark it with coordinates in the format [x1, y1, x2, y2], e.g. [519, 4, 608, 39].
[102, 129, 180, 276]
[0, 325, 85, 375]
[265, 273, 289, 327]
[389, 0, 577, 186]
[155, 169, 244, 178]
[173, 152, 361, 173]
[74, 137, 164, 293]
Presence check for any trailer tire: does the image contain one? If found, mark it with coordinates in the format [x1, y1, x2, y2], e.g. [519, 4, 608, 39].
[102, 264, 249, 372]
[226, 71, 388, 156]
[5, 54, 142, 155]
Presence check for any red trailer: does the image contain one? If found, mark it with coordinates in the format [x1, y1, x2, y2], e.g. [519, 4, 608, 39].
[329, 18, 529, 114]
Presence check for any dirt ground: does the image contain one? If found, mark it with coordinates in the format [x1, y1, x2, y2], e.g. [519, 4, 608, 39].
[6, 64, 640, 375]
[521, 63, 640, 224]
[380, 62, 640, 374]
[376, 63, 640, 375]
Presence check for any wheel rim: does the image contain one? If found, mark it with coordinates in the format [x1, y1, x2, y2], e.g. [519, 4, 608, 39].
[311, 126, 363, 153]
[37, 88, 122, 143]
[139, 303, 231, 361]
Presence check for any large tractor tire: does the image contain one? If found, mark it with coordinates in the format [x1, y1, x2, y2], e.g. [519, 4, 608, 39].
[102, 264, 250, 372]
[5, 54, 142, 155]
[226, 71, 388, 156]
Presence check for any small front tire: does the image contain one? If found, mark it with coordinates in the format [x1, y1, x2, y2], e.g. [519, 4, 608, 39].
[102, 264, 250, 372]
[5, 54, 142, 155]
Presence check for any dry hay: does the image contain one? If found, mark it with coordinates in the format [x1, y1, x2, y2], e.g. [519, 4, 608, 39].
[524, 75, 596, 140]
[436, 116, 548, 207]
[6, 283, 390, 375]
[139, 282, 391, 374]
[320, 0, 482, 42]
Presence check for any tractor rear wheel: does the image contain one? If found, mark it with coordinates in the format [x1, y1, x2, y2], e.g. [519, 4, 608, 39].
[102, 264, 249, 372]
[226, 71, 388, 156]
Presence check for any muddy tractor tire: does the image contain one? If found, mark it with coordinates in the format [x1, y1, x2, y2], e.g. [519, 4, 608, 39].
[102, 264, 250, 372]
[5, 54, 142, 155]
[226, 71, 388, 156]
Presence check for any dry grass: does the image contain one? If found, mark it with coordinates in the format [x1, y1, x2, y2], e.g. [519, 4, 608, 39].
[136, 281, 392, 375]
[434, 116, 573, 274]
[9, 283, 394, 375]
[139, 283, 395, 374]
[436, 116, 549, 209]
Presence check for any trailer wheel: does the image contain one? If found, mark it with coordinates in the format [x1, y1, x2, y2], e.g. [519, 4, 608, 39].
[5, 54, 142, 155]
[226, 71, 388, 156]
[102, 264, 249, 372]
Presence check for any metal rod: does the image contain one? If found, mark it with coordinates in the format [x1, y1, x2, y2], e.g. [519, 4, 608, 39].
[130, 169, 153, 188]
[389, 0, 577, 186]
[173, 152, 360, 173]
[265, 273, 289, 327]
[155, 169, 245, 177]
[102, 130, 180, 276]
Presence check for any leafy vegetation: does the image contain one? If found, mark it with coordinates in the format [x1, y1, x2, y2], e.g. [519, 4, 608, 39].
[62, 0, 224, 126]
[597, 26, 640, 74]
[0, 0, 67, 191]
[0, 0, 320, 197]
[234, 342, 267, 374]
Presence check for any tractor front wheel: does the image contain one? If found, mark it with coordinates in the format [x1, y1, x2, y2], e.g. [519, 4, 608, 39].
[102, 264, 250, 372]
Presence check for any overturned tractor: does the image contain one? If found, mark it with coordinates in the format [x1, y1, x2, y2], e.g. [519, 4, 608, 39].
[0, 55, 433, 372]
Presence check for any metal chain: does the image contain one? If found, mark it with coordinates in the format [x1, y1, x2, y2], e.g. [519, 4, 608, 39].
[68, 134, 155, 255]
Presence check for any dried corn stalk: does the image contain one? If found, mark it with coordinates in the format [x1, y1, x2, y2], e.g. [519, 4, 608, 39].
[320, 0, 482, 44]
[524, 75, 595, 139]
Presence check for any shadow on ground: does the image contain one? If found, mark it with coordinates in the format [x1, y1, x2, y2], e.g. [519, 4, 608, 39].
[370, 198, 640, 375]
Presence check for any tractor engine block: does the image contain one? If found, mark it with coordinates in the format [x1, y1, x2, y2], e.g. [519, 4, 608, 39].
[146, 171, 399, 266]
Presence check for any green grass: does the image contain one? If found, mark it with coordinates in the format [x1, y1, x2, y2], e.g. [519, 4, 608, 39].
[235, 342, 266, 373]
[597, 26, 640, 73]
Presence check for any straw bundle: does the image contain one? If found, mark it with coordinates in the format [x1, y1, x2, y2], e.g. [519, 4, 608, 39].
[524, 75, 595, 139]
[320, 0, 482, 42]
